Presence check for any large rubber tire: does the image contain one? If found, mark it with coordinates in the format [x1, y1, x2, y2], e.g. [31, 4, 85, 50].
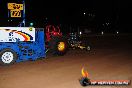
[0, 48, 17, 65]
[49, 36, 68, 56]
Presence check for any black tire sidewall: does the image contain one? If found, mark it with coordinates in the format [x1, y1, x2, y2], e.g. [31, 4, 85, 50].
[0, 48, 17, 65]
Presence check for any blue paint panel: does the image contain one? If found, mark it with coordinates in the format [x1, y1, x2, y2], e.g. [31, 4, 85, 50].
[0, 28, 46, 63]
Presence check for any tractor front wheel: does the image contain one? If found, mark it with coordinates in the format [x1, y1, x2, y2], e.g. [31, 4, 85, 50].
[49, 37, 68, 56]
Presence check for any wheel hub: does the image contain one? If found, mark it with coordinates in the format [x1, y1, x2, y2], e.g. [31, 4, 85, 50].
[1, 52, 14, 64]
[58, 42, 65, 51]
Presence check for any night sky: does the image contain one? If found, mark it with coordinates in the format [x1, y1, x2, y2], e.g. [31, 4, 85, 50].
[0, 0, 131, 33]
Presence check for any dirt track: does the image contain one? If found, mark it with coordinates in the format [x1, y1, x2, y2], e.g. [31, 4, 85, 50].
[0, 34, 132, 88]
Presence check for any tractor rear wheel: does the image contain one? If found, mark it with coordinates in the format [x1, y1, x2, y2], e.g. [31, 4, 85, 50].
[49, 37, 68, 56]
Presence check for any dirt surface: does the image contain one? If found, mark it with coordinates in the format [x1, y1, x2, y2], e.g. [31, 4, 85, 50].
[0, 34, 132, 88]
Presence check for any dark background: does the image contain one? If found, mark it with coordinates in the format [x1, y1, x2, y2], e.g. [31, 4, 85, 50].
[0, 0, 131, 33]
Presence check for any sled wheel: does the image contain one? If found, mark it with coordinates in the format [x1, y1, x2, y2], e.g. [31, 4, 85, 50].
[0, 48, 17, 65]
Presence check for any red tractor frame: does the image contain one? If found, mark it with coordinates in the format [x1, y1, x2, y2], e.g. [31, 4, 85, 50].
[45, 25, 68, 55]
[46, 25, 62, 42]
